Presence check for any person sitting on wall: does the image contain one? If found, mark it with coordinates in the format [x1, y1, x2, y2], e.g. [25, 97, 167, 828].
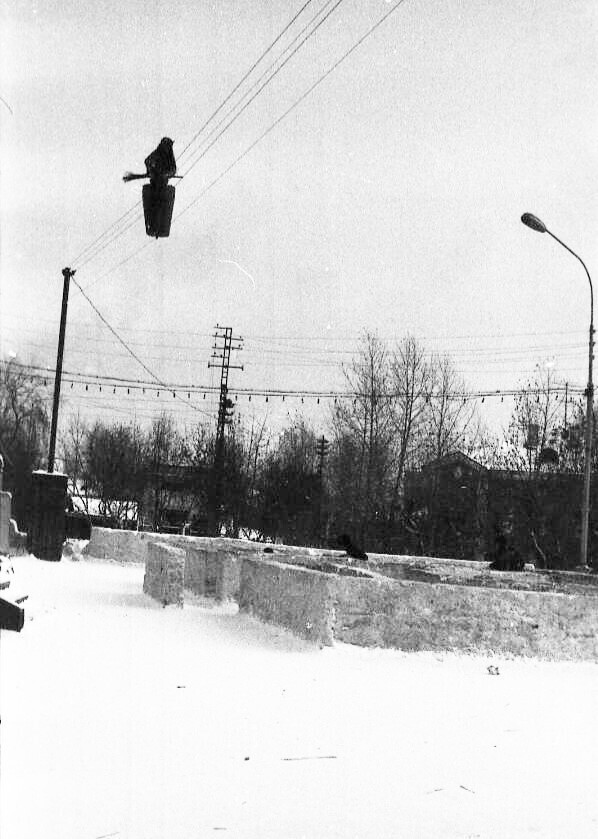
[338, 533, 368, 561]
[488, 524, 524, 571]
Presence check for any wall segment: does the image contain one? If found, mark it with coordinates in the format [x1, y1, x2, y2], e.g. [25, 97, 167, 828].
[85, 527, 598, 660]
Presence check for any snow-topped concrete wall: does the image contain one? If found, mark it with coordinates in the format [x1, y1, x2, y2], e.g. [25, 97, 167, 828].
[0, 491, 11, 553]
[86, 527, 598, 659]
[86, 527, 150, 563]
[238, 556, 335, 645]
[87, 527, 243, 599]
[333, 574, 598, 660]
[184, 543, 240, 601]
[143, 542, 185, 606]
[85, 527, 342, 567]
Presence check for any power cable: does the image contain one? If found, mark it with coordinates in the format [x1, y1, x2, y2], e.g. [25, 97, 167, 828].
[76, 0, 344, 277]
[69, 278, 213, 418]
[178, 0, 315, 158]
[74, 0, 407, 287]
[69, 0, 318, 272]
[175, 0, 411, 224]
[68, 203, 141, 270]
[4, 358, 585, 402]
[180, 0, 344, 177]
[8, 310, 586, 344]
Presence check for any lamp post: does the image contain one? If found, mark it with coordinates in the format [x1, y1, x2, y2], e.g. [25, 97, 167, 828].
[521, 213, 594, 570]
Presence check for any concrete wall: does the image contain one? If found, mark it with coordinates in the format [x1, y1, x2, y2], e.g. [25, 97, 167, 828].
[184, 543, 240, 601]
[8, 519, 27, 554]
[87, 527, 243, 599]
[86, 527, 598, 659]
[238, 556, 335, 646]
[86, 527, 150, 563]
[86, 526, 344, 565]
[0, 491, 11, 554]
[143, 542, 185, 606]
[333, 574, 598, 660]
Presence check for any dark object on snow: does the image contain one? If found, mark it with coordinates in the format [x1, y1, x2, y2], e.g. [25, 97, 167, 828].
[489, 548, 524, 572]
[488, 526, 524, 571]
[65, 511, 91, 540]
[0, 595, 25, 632]
[263, 546, 274, 554]
[29, 471, 68, 562]
[338, 533, 368, 561]
[487, 665, 500, 676]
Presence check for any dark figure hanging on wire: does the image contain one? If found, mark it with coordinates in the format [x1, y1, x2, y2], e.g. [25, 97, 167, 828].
[123, 137, 180, 238]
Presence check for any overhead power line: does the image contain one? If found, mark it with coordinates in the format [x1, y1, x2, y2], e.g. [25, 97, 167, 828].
[74, 0, 409, 289]
[68, 277, 212, 417]
[174, 0, 411, 225]
[4, 318, 588, 361]
[3, 358, 586, 403]
[180, 0, 346, 179]
[69, 0, 322, 272]
[3, 313, 589, 344]
[178, 0, 315, 158]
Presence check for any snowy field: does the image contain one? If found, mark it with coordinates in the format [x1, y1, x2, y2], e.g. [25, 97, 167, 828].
[1, 555, 598, 839]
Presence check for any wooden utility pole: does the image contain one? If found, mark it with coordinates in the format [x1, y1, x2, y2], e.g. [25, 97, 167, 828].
[48, 267, 75, 472]
[316, 436, 329, 544]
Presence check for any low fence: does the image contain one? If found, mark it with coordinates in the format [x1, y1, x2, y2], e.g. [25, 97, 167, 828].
[85, 527, 598, 660]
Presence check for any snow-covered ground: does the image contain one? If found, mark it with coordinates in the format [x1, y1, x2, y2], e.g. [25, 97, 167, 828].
[1, 554, 598, 839]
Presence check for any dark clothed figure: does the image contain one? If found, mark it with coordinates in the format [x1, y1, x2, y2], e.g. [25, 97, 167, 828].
[489, 525, 524, 571]
[338, 533, 368, 561]
[144, 137, 177, 188]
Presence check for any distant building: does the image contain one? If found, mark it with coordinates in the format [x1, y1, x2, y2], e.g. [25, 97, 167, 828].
[405, 451, 592, 569]
[138, 464, 208, 533]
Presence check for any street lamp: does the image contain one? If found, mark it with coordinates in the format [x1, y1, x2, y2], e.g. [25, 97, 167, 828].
[521, 212, 594, 570]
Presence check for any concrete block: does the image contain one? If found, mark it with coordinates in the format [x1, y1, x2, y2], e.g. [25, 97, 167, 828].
[143, 542, 185, 606]
[0, 492, 11, 554]
[8, 519, 27, 554]
[239, 556, 335, 645]
[86, 527, 149, 563]
[333, 574, 598, 660]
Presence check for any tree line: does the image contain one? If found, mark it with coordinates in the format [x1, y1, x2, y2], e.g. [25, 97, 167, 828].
[0, 339, 592, 562]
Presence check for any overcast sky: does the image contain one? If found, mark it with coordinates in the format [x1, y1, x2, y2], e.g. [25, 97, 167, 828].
[1, 0, 597, 436]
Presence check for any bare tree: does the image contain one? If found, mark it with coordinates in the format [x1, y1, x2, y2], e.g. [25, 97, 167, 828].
[491, 365, 570, 566]
[387, 336, 432, 532]
[422, 353, 477, 462]
[61, 412, 92, 515]
[502, 365, 565, 475]
[0, 359, 49, 527]
[329, 332, 395, 546]
[143, 413, 187, 529]
[83, 420, 145, 526]
[253, 419, 320, 544]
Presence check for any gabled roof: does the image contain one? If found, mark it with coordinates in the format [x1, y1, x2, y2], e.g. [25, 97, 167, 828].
[420, 450, 487, 473]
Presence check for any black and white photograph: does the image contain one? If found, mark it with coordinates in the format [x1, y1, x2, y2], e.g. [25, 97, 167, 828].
[1, 1, 597, 836]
